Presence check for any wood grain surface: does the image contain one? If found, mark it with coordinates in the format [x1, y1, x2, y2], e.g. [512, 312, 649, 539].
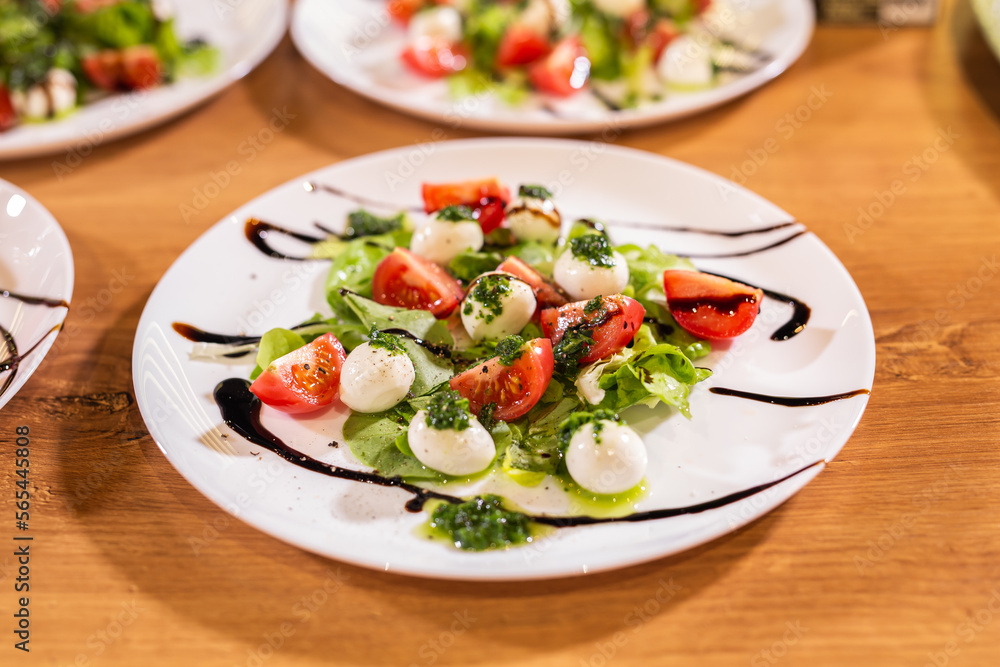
[2, 1, 1000, 665]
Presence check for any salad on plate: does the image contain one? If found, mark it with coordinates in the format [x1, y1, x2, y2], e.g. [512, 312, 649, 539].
[390, 0, 769, 109]
[183, 176, 785, 552]
[0, 0, 216, 131]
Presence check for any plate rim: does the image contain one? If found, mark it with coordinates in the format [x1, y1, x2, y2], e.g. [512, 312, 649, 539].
[132, 137, 876, 580]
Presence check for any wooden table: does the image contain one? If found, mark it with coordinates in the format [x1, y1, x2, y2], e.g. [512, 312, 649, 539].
[3, 1, 1000, 664]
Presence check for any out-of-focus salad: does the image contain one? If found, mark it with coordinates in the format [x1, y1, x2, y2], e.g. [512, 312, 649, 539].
[388, 0, 765, 108]
[0, 0, 216, 131]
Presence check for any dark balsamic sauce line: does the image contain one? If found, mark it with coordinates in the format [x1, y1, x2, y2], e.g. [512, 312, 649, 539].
[381, 328, 453, 360]
[531, 459, 826, 528]
[681, 230, 806, 258]
[1, 291, 70, 398]
[0, 325, 62, 397]
[1, 289, 70, 309]
[703, 271, 811, 341]
[600, 220, 802, 238]
[709, 387, 870, 407]
[245, 218, 324, 261]
[214, 379, 828, 528]
[304, 182, 424, 213]
[215, 379, 461, 512]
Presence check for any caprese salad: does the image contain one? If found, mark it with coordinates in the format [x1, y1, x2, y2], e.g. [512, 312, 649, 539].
[388, 0, 766, 108]
[0, 0, 216, 132]
[212, 176, 765, 550]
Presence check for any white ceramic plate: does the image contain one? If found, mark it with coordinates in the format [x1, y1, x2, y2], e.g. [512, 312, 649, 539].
[132, 138, 874, 580]
[0, 0, 288, 160]
[0, 180, 74, 411]
[290, 0, 814, 134]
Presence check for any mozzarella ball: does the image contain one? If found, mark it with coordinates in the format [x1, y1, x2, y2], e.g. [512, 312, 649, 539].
[21, 86, 48, 120]
[520, 0, 570, 33]
[339, 342, 415, 413]
[565, 421, 647, 495]
[553, 248, 629, 300]
[409, 409, 496, 475]
[592, 0, 645, 19]
[409, 6, 463, 44]
[506, 197, 562, 244]
[658, 35, 714, 88]
[461, 273, 537, 341]
[46, 68, 77, 115]
[410, 217, 484, 265]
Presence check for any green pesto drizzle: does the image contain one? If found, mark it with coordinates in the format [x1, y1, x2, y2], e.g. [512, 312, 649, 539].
[436, 205, 476, 222]
[569, 234, 616, 267]
[518, 184, 553, 200]
[557, 410, 621, 450]
[425, 390, 471, 431]
[495, 335, 525, 366]
[429, 495, 533, 551]
[345, 209, 404, 238]
[367, 325, 405, 356]
[463, 274, 513, 324]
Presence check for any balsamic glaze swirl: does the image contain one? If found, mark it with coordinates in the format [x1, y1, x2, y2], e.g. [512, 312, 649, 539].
[1, 290, 70, 400]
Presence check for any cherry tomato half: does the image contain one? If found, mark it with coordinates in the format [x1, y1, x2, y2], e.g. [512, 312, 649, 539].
[450, 338, 554, 421]
[0, 86, 16, 132]
[497, 24, 550, 68]
[541, 294, 645, 365]
[663, 270, 764, 340]
[372, 247, 465, 319]
[401, 38, 468, 78]
[249, 333, 347, 414]
[528, 36, 589, 97]
[497, 256, 568, 318]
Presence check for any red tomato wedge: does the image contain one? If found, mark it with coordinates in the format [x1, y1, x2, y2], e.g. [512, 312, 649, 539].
[388, 0, 426, 23]
[372, 247, 465, 319]
[401, 38, 468, 77]
[422, 178, 511, 213]
[541, 294, 645, 365]
[647, 19, 681, 62]
[450, 338, 554, 421]
[82, 46, 162, 91]
[121, 45, 162, 90]
[497, 256, 568, 318]
[249, 333, 347, 414]
[497, 24, 550, 67]
[528, 36, 589, 97]
[0, 86, 16, 132]
[422, 178, 511, 234]
[81, 50, 122, 91]
[663, 270, 763, 340]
